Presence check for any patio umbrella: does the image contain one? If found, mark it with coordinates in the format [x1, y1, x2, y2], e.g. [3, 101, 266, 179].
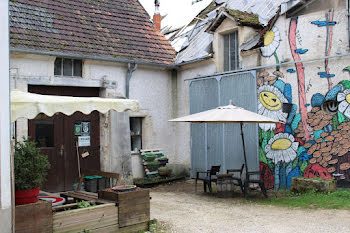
[169, 103, 282, 178]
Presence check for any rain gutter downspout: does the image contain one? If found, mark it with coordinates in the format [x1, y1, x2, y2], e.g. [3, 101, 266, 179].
[348, 0, 350, 51]
[126, 63, 137, 99]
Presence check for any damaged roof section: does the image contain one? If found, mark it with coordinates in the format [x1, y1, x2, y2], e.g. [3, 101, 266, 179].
[206, 8, 262, 32]
[225, 0, 289, 26]
[9, 0, 176, 65]
[168, 0, 288, 64]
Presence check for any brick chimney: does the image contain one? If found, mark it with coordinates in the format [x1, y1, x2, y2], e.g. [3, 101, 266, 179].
[153, 0, 161, 31]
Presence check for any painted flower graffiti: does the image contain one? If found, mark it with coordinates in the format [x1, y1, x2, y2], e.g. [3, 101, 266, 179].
[258, 85, 288, 131]
[260, 26, 281, 57]
[265, 133, 299, 164]
[259, 77, 350, 189]
[337, 89, 350, 118]
[257, 16, 350, 190]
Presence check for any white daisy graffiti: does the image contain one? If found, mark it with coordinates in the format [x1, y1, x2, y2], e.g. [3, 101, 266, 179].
[265, 133, 299, 164]
[260, 26, 281, 57]
[337, 89, 350, 118]
[258, 85, 288, 131]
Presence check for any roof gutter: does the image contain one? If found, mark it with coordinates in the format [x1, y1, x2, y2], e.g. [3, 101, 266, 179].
[10, 47, 177, 69]
[185, 52, 350, 81]
[176, 54, 213, 66]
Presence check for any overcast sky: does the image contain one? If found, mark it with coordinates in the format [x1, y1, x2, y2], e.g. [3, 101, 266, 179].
[138, 0, 212, 29]
[139, 0, 195, 18]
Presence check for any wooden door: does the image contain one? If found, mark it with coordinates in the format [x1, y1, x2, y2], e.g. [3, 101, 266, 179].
[28, 114, 65, 192]
[28, 85, 100, 192]
[64, 111, 100, 191]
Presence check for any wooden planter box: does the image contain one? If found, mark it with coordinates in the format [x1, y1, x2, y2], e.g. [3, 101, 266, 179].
[98, 189, 150, 228]
[52, 201, 118, 233]
[15, 200, 53, 233]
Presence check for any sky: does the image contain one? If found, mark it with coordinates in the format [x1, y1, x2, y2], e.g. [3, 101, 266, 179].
[138, 0, 212, 30]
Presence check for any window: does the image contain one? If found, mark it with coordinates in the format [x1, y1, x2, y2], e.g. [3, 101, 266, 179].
[223, 31, 239, 71]
[35, 120, 54, 147]
[130, 117, 142, 153]
[54, 57, 82, 77]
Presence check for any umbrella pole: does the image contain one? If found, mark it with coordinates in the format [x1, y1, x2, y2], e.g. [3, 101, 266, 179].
[240, 122, 249, 180]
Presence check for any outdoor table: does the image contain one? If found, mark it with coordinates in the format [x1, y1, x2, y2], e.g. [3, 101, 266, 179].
[216, 174, 234, 197]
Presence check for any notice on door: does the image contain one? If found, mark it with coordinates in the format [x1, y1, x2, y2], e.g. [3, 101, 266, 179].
[78, 136, 90, 147]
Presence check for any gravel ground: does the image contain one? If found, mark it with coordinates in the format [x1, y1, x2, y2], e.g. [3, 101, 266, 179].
[150, 180, 350, 233]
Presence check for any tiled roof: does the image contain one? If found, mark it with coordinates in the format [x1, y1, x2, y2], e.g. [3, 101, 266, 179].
[9, 0, 176, 65]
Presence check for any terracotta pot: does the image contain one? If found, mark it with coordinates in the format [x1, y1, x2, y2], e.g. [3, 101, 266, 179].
[15, 187, 40, 205]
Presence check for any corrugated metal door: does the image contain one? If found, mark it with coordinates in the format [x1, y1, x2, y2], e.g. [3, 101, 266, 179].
[189, 71, 258, 177]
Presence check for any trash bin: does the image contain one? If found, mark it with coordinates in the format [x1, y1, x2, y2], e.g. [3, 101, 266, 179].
[97, 177, 110, 191]
[84, 176, 102, 192]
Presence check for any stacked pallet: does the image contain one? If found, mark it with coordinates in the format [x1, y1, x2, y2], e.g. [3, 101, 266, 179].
[140, 149, 168, 178]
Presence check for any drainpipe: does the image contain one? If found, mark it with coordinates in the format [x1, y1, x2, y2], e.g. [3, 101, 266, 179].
[348, 0, 350, 50]
[125, 63, 137, 99]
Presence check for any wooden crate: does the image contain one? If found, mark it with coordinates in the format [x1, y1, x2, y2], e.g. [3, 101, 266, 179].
[52, 201, 118, 233]
[98, 189, 150, 228]
[15, 200, 53, 233]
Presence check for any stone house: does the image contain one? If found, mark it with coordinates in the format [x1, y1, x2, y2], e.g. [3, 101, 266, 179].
[9, 0, 178, 192]
[169, 0, 350, 189]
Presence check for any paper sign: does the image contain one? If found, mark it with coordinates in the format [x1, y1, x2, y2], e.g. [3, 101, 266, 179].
[78, 136, 90, 147]
[81, 151, 90, 158]
[81, 122, 90, 136]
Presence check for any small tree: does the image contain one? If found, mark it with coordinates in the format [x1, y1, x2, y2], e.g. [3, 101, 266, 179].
[14, 138, 50, 190]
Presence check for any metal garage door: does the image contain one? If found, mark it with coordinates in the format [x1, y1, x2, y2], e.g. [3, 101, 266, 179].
[189, 71, 258, 177]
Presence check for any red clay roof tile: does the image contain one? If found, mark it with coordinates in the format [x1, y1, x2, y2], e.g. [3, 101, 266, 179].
[9, 0, 176, 65]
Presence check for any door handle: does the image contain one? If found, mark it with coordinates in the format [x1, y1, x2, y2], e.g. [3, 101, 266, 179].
[59, 145, 64, 157]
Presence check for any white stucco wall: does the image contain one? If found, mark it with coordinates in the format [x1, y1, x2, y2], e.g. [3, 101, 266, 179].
[9, 54, 179, 179]
[0, 1, 12, 232]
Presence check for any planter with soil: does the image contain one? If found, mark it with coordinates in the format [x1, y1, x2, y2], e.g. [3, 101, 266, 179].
[158, 167, 172, 177]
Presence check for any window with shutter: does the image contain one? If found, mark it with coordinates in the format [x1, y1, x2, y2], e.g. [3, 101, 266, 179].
[223, 31, 239, 72]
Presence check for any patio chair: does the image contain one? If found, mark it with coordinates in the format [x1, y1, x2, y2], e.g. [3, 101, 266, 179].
[226, 164, 245, 194]
[243, 165, 267, 198]
[195, 165, 221, 193]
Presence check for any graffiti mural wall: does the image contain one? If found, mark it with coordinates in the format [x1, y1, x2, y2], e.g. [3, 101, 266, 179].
[258, 9, 350, 189]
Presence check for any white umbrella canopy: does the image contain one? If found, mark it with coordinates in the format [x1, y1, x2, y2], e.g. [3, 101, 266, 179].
[169, 103, 283, 178]
[10, 89, 139, 122]
[169, 104, 281, 124]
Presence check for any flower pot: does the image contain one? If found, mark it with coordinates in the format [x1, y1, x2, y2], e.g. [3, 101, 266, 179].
[15, 187, 40, 205]
[158, 168, 172, 177]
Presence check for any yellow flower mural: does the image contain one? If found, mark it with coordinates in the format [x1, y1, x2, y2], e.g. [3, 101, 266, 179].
[265, 133, 299, 164]
[258, 85, 288, 131]
[260, 26, 281, 57]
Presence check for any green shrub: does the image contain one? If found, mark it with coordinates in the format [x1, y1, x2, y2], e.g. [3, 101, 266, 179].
[77, 200, 91, 208]
[147, 161, 160, 166]
[142, 153, 157, 161]
[14, 139, 50, 190]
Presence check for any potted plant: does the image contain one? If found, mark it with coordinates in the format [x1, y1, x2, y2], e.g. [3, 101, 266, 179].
[14, 139, 50, 205]
[157, 157, 168, 166]
[146, 161, 160, 171]
[142, 153, 156, 161]
[158, 167, 172, 177]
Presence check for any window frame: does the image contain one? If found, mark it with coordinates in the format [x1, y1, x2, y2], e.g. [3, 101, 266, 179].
[54, 57, 83, 77]
[130, 117, 143, 153]
[223, 30, 239, 72]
